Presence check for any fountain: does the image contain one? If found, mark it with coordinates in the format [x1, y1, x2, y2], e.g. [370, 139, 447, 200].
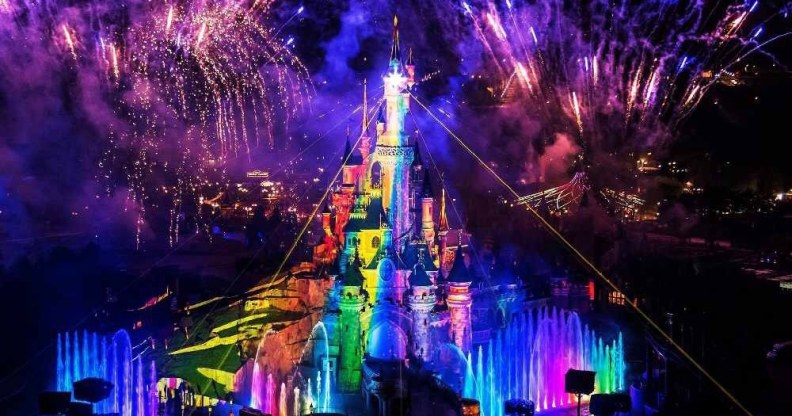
[306, 378, 314, 412]
[465, 306, 626, 415]
[293, 386, 301, 416]
[250, 359, 265, 410]
[266, 373, 275, 414]
[312, 322, 331, 411]
[248, 321, 335, 414]
[279, 382, 288, 416]
[55, 330, 155, 416]
[149, 361, 158, 416]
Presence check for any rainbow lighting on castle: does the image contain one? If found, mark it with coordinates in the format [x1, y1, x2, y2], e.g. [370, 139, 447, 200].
[289, 17, 624, 414]
[50, 16, 626, 416]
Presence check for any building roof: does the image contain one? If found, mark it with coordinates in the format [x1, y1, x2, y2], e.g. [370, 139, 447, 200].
[421, 172, 433, 198]
[343, 138, 364, 166]
[348, 149, 364, 166]
[412, 144, 423, 167]
[447, 244, 472, 283]
[402, 242, 437, 272]
[343, 196, 388, 233]
[342, 250, 364, 287]
[342, 138, 352, 163]
[409, 263, 433, 287]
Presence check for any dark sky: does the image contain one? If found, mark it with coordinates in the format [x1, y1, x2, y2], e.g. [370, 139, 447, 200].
[674, 71, 792, 192]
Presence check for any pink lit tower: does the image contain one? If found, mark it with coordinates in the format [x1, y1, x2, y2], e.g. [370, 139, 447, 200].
[407, 253, 436, 361]
[446, 243, 473, 354]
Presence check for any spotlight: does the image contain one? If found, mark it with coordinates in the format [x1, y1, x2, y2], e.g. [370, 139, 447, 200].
[564, 369, 595, 395]
[73, 378, 113, 403]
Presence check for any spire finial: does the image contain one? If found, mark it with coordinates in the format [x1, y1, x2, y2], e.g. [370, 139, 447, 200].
[390, 15, 400, 62]
[362, 79, 368, 132]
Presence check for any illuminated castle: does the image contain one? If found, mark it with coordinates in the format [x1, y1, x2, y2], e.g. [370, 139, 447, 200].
[312, 19, 529, 409]
[311, 20, 625, 415]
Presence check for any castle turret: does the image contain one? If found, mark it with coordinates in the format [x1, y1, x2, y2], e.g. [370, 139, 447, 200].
[420, 173, 435, 246]
[407, 260, 435, 361]
[446, 243, 473, 353]
[338, 249, 366, 391]
[437, 188, 450, 274]
[371, 16, 414, 243]
[405, 48, 416, 88]
[341, 134, 358, 188]
[410, 144, 424, 236]
[322, 202, 332, 233]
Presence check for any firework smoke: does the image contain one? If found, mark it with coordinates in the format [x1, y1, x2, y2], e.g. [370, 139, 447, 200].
[0, 0, 310, 247]
[457, 0, 791, 188]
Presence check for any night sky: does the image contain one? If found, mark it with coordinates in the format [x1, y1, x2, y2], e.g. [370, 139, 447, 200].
[0, 1, 791, 415]
[1, 0, 790, 247]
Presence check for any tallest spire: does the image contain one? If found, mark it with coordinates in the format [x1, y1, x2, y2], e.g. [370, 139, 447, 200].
[390, 15, 400, 62]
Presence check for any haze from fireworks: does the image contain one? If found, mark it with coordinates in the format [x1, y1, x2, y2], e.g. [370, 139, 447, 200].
[458, 0, 791, 187]
[2, 0, 790, 248]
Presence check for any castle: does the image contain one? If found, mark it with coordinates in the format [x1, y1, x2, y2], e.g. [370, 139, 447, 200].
[312, 21, 540, 414]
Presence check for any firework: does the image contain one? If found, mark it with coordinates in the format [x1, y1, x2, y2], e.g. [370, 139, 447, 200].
[460, 0, 791, 162]
[1, 0, 311, 247]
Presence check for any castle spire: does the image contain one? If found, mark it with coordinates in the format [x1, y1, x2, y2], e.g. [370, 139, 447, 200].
[439, 188, 449, 232]
[343, 133, 352, 161]
[390, 15, 400, 62]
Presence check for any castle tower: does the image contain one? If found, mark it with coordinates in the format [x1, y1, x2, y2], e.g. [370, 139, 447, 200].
[437, 188, 450, 274]
[405, 48, 416, 88]
[410, 144, 423, 235]
[371, 16, 414, 241]
[446, 243, 473, 354]
[420, 173, 435, 247]
[407, 260, 436, 361]
[338, 250, 366, 391]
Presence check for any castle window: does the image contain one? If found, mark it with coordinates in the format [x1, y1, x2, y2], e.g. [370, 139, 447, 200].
[372, 236, 380, 248]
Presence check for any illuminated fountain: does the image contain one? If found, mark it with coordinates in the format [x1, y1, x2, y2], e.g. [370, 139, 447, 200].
[249, 321, 333, 414]
[55, 330, 157, 416]
[466, 306, 625, 415]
